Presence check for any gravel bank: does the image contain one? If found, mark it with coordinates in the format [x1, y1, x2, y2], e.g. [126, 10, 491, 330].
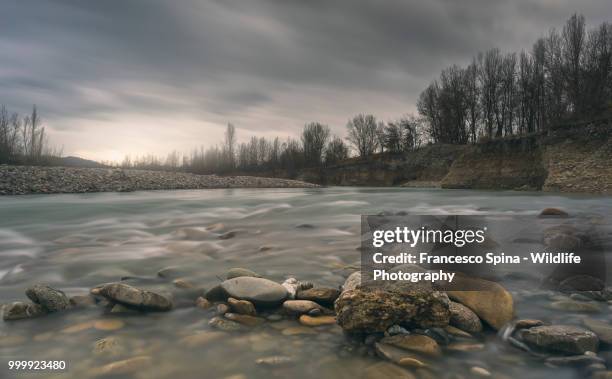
[0, 165, 319, 195]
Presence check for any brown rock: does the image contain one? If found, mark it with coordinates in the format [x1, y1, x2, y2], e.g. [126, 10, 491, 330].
[90, 356, 152, 377]
[335, 282, 450, 333]
[195, 296, 212, 309]
[447, 277, 513, 330]
[380, 334, 441, 357]
[364, 362, 416, 379]
[449, 301, 483, 333]
[298, 315, 336, 327]
[228, 297, 257, 316]
[521, 325, 599, 354]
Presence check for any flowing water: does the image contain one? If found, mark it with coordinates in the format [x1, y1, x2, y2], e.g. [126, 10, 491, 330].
[0, 187, 610, 379]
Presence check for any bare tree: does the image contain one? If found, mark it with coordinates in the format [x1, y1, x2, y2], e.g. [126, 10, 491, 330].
[301, 122, 330, 166]
[224, 123, 236, 169]
[346, 114, 379, 159]
[324, 136, 349, 165]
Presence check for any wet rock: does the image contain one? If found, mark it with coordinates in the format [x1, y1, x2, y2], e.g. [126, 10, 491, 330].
[226, 268, 262, 280]
[2, 301, 46, 321]
[209, 316, 243, 331]
[521, 325, 599, 354]
[449, 301, 483, 333]
[559, 275, 605, 292]
[61, 321, 95, 334]
[423, 327, 450, 345]
[446, 342, 485, 352]
[335, 282, 450, 334]
[447, 277, 514, 330]
[266, 314, 283, 322]
[283, 300, 324, 316]
[299, 315, 336, 327]
[94, 319, 125, 331]
[470, 367, 491, 377]
[255, 356, 295, 366]
[380, 334, 441, 356]
[515, 319, 544, 329]
[172, 279, 194, 289]
[398, 357, 428, 368]
[90, 356, 152, 377]
[281, 326, 317, 335]
[224, 313, 265, 327]
[375, 342, 428, 366]
[97, 283, 172, 311]
[281, 278, 312, 299]
[593, 372, 612, 379]
[195, 297, 212, 310]
[445, 325, 473, 338]
[296, 287, 340, 307]
[216, 303, 230, 315]
[220, 277, 288, 307]
[93, 337, 126, 357]
[342, 272, 361, 292]
[584, 318, 612, 344]
[228, 297, 256, 316]
[157, 266, 185, 279]
[543, 226, 583, 250]
[545, 354, 605, 367]
[539, 208, 569, 217]
[110, 304, 140, 314]
[387, 325, 410, 335]
[219, 231, 237, 240]
[549, 300, 600, 313]
[25, 284, 70, 312]
[179, 331, 225, 348]
[364, 361, 416, 379]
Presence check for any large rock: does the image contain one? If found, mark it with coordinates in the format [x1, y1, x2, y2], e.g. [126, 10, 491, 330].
[446, 277, 513, 330]
[25, 285, 70, 312]
[220, 277, 288, 307]
[449, 301, 483, 333]
[521, 325, 599, 354]
[97, 283, 173, 311]
[2, 302, 46, 321]
[334, 282, 450, 334]
[296, 287, 340, 306]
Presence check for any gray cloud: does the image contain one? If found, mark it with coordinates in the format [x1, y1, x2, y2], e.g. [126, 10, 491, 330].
[1, 0, 610, 160]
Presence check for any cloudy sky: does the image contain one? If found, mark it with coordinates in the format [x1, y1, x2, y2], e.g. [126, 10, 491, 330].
[1, 0, 610, 161]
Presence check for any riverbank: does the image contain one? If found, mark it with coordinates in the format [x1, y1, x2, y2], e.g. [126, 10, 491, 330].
[271, 117, 612, 195]
[0, 165, 318, 195]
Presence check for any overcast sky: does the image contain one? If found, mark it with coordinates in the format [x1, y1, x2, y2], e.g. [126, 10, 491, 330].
[1, 0, 610, 161]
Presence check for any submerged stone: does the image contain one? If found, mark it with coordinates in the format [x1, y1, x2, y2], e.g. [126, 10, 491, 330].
[521, 325, 599, 354]
[97, 283, 173, 311]
[25, 284, 70, 312]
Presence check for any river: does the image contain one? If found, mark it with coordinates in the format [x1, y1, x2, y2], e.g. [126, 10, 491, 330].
[0, 187, 610, 379]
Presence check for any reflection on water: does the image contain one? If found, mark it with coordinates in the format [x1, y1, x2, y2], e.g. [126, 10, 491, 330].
[0, 187, 610, 379]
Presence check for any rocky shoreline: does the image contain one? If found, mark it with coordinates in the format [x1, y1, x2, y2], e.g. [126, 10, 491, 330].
[0, 165, 318, 195]
[2, 208, 611, 378]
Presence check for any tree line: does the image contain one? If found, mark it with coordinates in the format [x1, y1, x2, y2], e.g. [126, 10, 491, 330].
[0, 105, 61, 165]
[417, 14, 612, 144]
[119, 114, 422, 175]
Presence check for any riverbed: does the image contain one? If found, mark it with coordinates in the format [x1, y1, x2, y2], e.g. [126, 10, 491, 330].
[0, 187, 610, 379]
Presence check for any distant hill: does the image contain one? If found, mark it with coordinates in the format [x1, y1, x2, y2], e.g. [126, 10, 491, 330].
[49, 156, 107, 168]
